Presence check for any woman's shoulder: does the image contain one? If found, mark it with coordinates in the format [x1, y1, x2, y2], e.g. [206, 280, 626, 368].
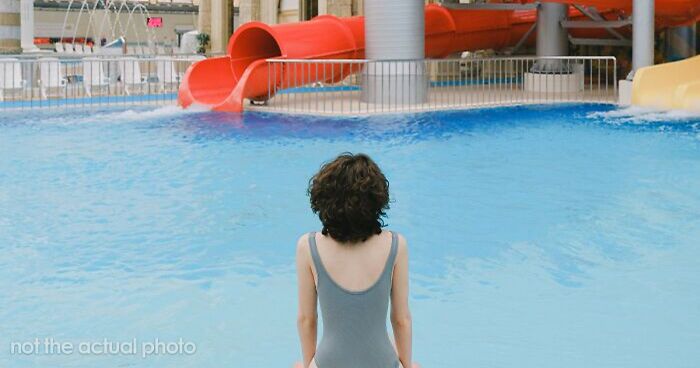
[295, 231, 324, 254]
[296, 232, 311, 244]
[295, 232, 315, 258]
[297, 231, 319, 244]
[386, 230, 408, 251]
[387, 229, 405, 239]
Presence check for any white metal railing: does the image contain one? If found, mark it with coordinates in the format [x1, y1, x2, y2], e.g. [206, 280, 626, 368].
[46, 41, 187, 57]
[0, 55, 204, 110]
[8, 52, 203, 60]
[262, 56, 618, 115]
[0, 55, 618, 113]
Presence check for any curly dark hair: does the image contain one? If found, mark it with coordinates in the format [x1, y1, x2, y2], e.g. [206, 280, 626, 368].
[308, 153, 390, 244]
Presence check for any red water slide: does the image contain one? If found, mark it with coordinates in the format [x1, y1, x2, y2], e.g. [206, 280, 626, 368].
[178, 1, 700, 113]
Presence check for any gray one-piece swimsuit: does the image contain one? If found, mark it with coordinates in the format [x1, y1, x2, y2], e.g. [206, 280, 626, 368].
[308, 231, 400, 368]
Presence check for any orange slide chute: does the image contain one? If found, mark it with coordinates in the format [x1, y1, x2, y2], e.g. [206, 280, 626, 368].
[541, 0, 700, 27]
[178, 1, 700, 113]
[178, 15, 366, 112]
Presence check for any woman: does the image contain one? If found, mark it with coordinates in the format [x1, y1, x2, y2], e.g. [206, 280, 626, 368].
[294, 153, 419, 368]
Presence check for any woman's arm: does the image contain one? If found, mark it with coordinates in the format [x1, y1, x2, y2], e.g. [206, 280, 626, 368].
[296, 234, 318, 368]
[391, 234, 413, 368]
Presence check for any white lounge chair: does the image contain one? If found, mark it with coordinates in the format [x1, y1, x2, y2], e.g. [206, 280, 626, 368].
[54, 42, 65, 53]
[117, 57, 147, 95]
[84, 45, 93, 54]
[74, 44, 85, 54]
[82, 57, 110, 97]
[38, 57, 67, 99]
[63, 44, 75, 54]
[155, 57, 182, 92]
[0, 58, 27, 101]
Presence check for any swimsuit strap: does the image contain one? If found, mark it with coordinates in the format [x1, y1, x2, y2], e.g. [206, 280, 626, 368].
[307, 232, 327, 280]
[382, 231, 399, 280]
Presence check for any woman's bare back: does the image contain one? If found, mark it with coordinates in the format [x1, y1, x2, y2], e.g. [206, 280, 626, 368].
[309, 231, 395, 292]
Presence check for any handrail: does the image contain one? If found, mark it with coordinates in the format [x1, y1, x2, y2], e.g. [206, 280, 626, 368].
[266, 56, 618, 63]
[0, 56, 201, 110]
[261, 56, 619, 115]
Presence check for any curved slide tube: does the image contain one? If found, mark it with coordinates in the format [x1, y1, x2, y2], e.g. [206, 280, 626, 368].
[178, 16, 365, 112]
[632, 55, 700, 111]
[542, 0, 700, 27]
[179, 1, 700, 113]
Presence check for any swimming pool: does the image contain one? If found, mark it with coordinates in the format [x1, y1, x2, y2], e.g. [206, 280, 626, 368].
[1, 104, 699, 368]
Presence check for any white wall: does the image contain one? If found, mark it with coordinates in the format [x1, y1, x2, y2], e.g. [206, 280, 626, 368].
[278, 0, 299, 23]
[280, 0, 297, 10]
[35, 8, 198, 45]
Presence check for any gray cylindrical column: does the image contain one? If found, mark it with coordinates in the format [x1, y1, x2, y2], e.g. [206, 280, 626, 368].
[665, 24, 696, 61]
[534, 2, 569, 73]
[629, 0, 655, 79]
[363, 0, 426, 104]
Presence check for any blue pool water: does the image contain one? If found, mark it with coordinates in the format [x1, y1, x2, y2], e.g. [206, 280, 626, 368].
[1, 104, 699, 368]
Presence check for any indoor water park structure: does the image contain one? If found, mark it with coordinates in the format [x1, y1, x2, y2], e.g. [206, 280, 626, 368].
[178, 0, 700, 114]
[0, 0, 698, 113]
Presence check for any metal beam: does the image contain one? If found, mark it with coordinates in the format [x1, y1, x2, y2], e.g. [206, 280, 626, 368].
[569, 36, 632, 47]
[440, 2, 537, 11]
[506, 22, 537, 55]
[572, 4, 629, 41]
[561, 19, 632, 29]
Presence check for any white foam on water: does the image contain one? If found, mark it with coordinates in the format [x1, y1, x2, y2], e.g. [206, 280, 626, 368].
[588, 106, 700, 124]
[90, 104, 211, 123]
[15, 104, 212, 126]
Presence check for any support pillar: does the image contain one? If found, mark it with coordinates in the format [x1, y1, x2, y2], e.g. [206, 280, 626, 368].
[353, 0, 363, 16]
[363, 0, 426, 104]
[20, 0, 38, 53]
[198, 0, 212, 36]
[665, 24, 696, 61]
[629, 0, 655, 79]
[534, 2, 569, 73]
[526, 2, 578, 93]
[239, 0, 261, 24]
[260, 0, 278, 24]
[319, 0, 352, 17]
[0, 0, 21, 54]
[210, 0, 232, 54]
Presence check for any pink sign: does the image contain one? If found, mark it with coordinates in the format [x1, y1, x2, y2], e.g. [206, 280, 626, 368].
[147, 17, 163, 28]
